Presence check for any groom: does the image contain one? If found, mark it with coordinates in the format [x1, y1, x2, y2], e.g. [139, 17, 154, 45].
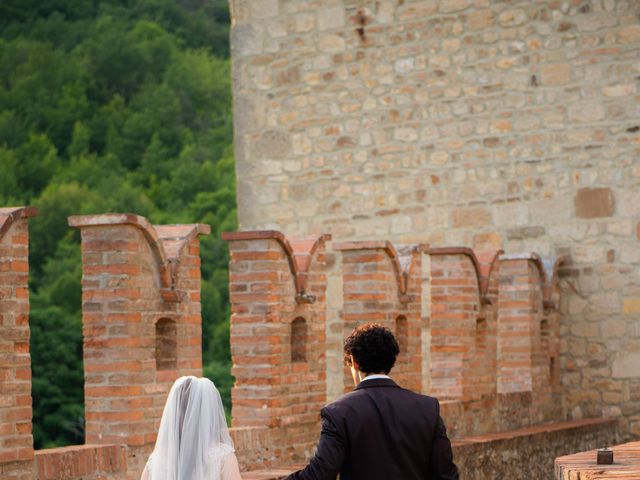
[287, 323, 459, 480]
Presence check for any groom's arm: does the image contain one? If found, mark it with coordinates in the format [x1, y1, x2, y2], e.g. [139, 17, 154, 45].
[428, 400, 459, 480]
[286, 407, 346, 480]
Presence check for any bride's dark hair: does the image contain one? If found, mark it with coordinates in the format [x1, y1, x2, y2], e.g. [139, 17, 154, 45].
[343, 323, 399, 375]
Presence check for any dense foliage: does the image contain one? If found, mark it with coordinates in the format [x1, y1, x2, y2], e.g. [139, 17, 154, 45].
[0, 0, 235, 448]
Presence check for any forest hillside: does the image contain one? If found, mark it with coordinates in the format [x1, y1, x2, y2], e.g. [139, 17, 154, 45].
[0, 0, 235, 448]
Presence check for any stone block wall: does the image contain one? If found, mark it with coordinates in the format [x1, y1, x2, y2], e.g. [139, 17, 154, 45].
[229, 0, 640, 439]
[0, 207, 37, 480]
[68, 214, 210, 478]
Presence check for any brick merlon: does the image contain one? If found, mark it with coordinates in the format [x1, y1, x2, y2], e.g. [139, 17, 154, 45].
[68, 213, 210, 302]
[0, 206, 39, 240]
[499, 253, 565, 309]
[222, 230, 331, 301]
[428, 246, 504, 304]
[333, 241, 424, 297]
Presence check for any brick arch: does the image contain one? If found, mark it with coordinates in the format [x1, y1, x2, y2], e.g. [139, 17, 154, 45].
[0, 206, 39, 240]
[222, 230, 331, 303]
[334, 241, 420, 301]
[426, 246, 503, 305]
[69, 213, 210, 302]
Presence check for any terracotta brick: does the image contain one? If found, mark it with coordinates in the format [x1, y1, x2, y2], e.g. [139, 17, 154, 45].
[0, 208, 36, 478]
[68, 213, 209, 478]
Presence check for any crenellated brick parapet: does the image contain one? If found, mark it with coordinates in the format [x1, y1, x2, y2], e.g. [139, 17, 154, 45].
[414, 246, 502, 435]
[0, 207, 37, 480]
[497, 253, 564, 428]
[222, 230, 330, 467]
[69, 213, 210, 478]
[0, 205, 617, 478]
[333, 241, 423, 394]
[223, 230, 573, 466]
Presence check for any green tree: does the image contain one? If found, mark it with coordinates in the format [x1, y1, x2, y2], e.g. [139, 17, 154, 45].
[0, 0, 235, 447]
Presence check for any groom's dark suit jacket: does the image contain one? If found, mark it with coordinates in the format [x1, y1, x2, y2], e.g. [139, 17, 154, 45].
[287, 377, 459, 480]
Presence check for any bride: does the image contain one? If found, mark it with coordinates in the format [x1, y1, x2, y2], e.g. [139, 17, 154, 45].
[141, 376, 242, 480]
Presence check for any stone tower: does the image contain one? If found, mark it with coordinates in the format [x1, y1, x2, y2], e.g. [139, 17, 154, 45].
[228, 0, 640, 439]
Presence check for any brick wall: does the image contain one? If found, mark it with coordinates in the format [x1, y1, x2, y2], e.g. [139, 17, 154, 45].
[68, 214, 210, 479]
[34, 445, 127, 480]
[0, 207, 37, 480]
[229, 0, 640, 439]
[0, 204, 621, 477]
[224, 228, 580, 467]
[1, 210, 211, 480]
[333, 241, 422, 394]
[222, 231, 329, 468]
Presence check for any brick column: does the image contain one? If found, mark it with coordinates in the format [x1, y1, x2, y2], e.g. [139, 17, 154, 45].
[222, 231, 328, 466]
[427, 249, 483, 402]
[473, 250, 501, 404]
[0, 206, 37, 480]
[497, 255, 537, 396]
[497, 252, 564, 431]
[333, 242, 422, 394]
[425, 247, 503, 436]
[68, 214, 209, 479]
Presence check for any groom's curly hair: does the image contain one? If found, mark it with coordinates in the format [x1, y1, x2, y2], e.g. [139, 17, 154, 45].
[343, 323, 399, 375]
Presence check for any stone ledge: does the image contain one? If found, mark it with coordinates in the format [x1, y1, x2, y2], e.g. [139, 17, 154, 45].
[453, 418, 615, 446]
[239, 418, 615, 479]
[453, 418, 617, 480]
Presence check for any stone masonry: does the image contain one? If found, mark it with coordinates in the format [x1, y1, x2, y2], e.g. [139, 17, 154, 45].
[229, 0, 640, 439]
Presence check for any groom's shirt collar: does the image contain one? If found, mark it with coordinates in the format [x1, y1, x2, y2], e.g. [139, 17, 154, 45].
[360, 374, 391, 382]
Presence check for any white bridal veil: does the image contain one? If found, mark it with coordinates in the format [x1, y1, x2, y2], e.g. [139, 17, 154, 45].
[144, 376, 234, 480]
